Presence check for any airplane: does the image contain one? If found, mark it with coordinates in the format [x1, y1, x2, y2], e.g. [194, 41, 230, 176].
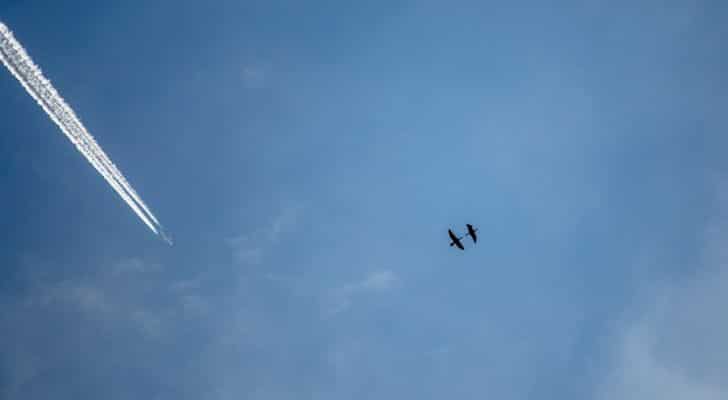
[159, 226, 174, 246]
[449, 224, 478, 250]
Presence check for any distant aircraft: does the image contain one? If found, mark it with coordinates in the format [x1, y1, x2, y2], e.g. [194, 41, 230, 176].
[159, 226, 174, 246]
[449, 224, 478, 250]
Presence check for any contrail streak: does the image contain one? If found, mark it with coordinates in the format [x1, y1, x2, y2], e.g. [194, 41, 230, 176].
[0, 22, 166, 239]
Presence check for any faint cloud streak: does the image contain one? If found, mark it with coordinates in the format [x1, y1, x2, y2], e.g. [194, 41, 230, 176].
[595, 179, 728, 400]
[322, 269, 400, 317]
[227, 205, 302, 266]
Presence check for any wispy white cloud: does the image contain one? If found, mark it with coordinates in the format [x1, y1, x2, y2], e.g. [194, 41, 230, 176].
[28, 281, 112, 314]
[112, 257, 162, 276]
[323, 269, 400, 317]
[169, 278, 202, 292]
[0, 255, 220, 399]
[227, 205, 302, 266]
[21, 257, 177, 339]
[360, 270, 398, 291]
[267, 205, 300, 243]
[130, 309, 163, 338]
[226, 235, 264, 265]
[595, 179, 728, 400]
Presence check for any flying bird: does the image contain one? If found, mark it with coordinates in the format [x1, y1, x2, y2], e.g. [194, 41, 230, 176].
[448, 224, 478, 250]
[466, 224, 478, 243]
[448, 229, 465, 250]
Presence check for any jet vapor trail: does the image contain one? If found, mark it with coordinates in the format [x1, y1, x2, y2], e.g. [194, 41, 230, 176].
[0, 22, 167, 240]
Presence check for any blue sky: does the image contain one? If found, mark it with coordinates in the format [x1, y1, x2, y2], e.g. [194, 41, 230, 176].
[2, 1, 728, 399]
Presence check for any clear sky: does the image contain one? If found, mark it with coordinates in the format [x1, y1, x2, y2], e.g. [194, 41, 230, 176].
[2, 1, 728, 399]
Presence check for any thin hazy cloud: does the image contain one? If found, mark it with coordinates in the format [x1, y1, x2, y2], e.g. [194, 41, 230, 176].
[323, 269, 400, 317]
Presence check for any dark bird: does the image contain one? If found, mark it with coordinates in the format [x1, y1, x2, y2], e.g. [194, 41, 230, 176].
[466, 224, 478, 243]
[448, 229, 465, 250]
[448, 224, 478, 250]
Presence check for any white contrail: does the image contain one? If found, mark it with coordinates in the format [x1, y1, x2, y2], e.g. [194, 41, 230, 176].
[0, 22, 164, 237]
[0, 24, 159, 228]
[95, 149, 161, 226]
[0, 26, 158, 234]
